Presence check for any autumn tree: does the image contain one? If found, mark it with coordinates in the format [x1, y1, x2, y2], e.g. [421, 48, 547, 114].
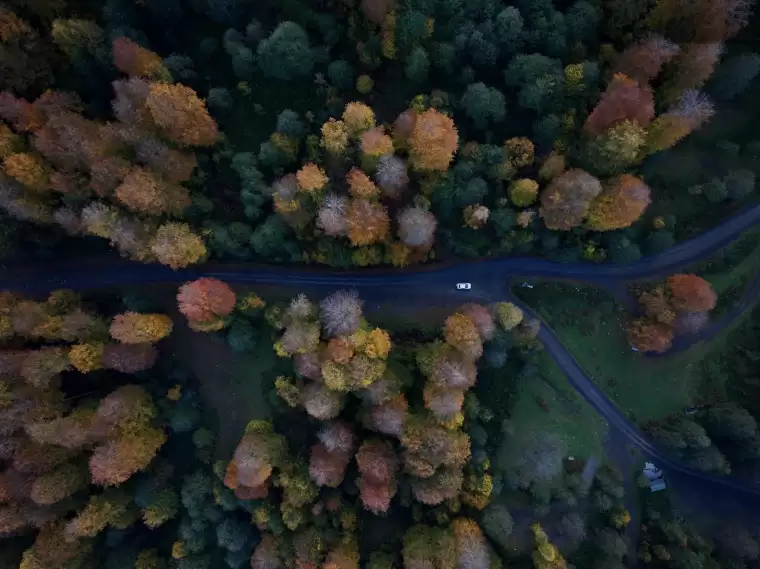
[224, 421, 287, 499]
[3, 152, 52, 191]
[408, 109, 458, 172]
[64, 488, 135, 539]
[346, 199, 390, 246]
[509, 179, 539, 207]
[356, 439, 397, 513]
[667, 274, 717, 312]
[321, 119, 349, 156]
[642, 91, 715, 156]
[660, 43, 724, 105]
[109, 313, 173, 344]
[146, 83, 218, 147]
[114, 167, 190, 216]
[530, 523, 567, 569]
[150, 223, 208, 269]
[177, 278, 236, 330]
[583, 74, 654, 136]
[627, 318, 674, 353]
[539, 169, 603, 230]
[397, 208, 437, 248]
[586, 175, 652, 231]
[444, 313, 483, 360]
[112, 37, 171, 81]
[342, 103, 375, 139]
[613, 36, 679, 84]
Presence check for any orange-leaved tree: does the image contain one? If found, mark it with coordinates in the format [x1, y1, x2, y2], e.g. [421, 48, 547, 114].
[112, 37, 171, 81]
[583, 74, 654, 136]
[586, 175, 652, 231]
[667, 274, 717, 312]
[408, 108, 458, 172]
[145, 82, 218, 147]
[177, 277, 237, 330]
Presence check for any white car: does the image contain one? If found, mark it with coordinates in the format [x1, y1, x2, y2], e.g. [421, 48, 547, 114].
[456, 283, 471, 290]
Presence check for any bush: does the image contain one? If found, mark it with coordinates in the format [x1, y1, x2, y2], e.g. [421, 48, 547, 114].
[207, 88, 234, 113]
[725, 170, 755, 200]
[645, 230, 675, 255]
[276, 110, 306, 139]
[328, 59, 354, 89]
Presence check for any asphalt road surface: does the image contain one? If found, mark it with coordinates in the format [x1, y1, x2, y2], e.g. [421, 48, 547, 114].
[0, 203, 759, 497]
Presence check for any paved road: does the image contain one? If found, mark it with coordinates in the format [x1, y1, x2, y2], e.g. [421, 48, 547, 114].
[1, 203, 759, 298]
[0, 203, 759, 497]
[510, 296, 760, 498]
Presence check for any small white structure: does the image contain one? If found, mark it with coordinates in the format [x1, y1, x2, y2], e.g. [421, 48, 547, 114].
[643, 462, 667, 492]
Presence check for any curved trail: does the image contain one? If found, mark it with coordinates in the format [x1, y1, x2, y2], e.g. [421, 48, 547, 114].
[0, 203, 759, 496]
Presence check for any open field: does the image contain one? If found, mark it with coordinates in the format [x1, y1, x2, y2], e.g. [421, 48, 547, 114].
[489, 351, 607, 462]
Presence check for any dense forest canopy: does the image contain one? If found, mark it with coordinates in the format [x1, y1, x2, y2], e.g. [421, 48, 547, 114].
[0, 0, 758, 267]
[2, 1, 760, 569]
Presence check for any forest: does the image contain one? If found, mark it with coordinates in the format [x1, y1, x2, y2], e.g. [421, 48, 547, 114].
[2, 0, 760, 568]
[1, 0, 759, 267]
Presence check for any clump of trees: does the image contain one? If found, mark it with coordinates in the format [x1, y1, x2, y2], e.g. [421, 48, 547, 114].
[0, 36, 214, 268]
[1, 0, 753, 268]
[627, 273, 718, 353]
[239, 101, 459, 268]
[175, 284, 549, 569]
[647, 402, 760, 475]
[0, 289, 193, 566]
[637, 485, 756, 569]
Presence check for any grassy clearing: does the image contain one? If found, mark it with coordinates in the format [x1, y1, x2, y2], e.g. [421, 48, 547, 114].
[164, 307, 281, 458]
[515, 227, 760, 422]
[515, 352, 607, 459]
[484, 350, 607, 466]
[516, 282, 756, 423]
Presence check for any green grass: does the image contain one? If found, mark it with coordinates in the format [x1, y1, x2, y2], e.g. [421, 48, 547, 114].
[516, 282, 757, 423]
[489, 351, 607, 462]
[515, 227, 760, 423]
[165, 310, 280, 458]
